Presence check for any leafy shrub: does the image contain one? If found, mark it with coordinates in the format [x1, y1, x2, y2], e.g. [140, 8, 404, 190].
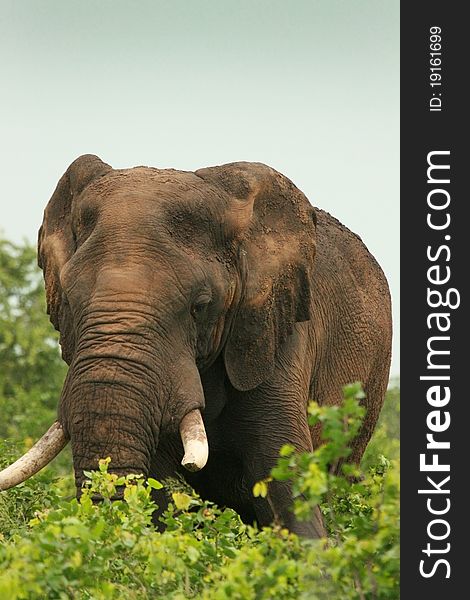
[0, 386, 399, 599]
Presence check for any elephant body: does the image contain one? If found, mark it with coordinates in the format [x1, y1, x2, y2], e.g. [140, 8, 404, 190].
[34, 155, 391, 538]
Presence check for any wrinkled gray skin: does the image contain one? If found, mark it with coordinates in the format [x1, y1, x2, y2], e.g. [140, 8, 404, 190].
[38, 155, 392, 538]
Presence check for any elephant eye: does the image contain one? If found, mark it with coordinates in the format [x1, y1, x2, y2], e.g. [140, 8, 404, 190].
[190, 297, 211, 319]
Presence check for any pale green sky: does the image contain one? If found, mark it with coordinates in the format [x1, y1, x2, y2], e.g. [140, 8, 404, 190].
[0, 0, 399, 374]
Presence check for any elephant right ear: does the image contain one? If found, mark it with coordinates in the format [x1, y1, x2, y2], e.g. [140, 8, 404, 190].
[38, 154, 112, 363]
[195, 162, 316, 392]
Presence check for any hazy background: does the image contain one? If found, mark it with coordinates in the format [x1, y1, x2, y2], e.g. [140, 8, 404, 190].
[0, 0, 399, 375]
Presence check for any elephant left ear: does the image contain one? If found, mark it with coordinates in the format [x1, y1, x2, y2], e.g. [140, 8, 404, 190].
[195, 162, 316, 391]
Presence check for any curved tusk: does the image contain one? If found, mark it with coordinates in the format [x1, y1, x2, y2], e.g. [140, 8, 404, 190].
[0, 421, 68, 491]
[179, 409, 209, 472]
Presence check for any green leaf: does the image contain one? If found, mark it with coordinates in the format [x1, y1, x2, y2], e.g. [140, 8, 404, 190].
[186, 545, 200, 563]
[98, 457, 111, 472]
[147, 478, 163, 490]
[172, 492, 192, 511]
[279, 444, 295, 457]
[271, 466, 291, 481]
[252, 481, 268, 498]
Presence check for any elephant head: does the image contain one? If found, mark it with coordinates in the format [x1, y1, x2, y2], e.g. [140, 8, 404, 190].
[0, 155, 316, 494]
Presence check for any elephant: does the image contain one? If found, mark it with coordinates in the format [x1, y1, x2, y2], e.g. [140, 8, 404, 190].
[0, 155, 392, 538]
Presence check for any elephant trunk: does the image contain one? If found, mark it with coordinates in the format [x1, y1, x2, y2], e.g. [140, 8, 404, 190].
[63, 366, 158, 491]
[62, 327, 209, 492]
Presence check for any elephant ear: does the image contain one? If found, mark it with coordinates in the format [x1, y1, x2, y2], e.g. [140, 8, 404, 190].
[38, 154, 112, 363]
[195, 162, 316, 391]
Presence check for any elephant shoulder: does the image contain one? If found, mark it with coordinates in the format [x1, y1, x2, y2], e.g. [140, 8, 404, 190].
[312, 208, 390, 298]
[307, 209, 392, 389]
[310, 207, 392, 355]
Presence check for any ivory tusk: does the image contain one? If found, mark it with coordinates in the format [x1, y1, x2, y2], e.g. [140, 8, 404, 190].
[179, 409, 209, 472]
[0, 421, 68, 491]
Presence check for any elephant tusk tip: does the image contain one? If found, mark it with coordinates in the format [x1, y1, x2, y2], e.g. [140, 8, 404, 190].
[181, 440, 209, 472]
[181, 460, 202, 472]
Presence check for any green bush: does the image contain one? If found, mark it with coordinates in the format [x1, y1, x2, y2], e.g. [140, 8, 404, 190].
[0, 387, 399, 599]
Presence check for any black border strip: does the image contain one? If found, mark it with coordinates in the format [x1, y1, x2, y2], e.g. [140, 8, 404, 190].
[401, 2, 466, 595]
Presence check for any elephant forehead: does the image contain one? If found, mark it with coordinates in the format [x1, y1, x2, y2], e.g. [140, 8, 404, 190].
[76, 168, 225, 240]
[82, 167, 211, 207]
